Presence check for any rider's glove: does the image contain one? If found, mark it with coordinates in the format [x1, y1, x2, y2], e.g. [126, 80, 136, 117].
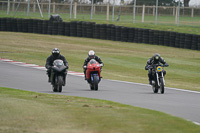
[83, 65, 87, 69]
[100, 64, 104, 67]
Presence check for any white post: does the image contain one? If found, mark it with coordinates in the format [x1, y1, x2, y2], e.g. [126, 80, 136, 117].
[70, 0, 73, 19]
[53, 2, 55, 14]
[91, 0, 94, 19]
[153, 5, 155, 16]
[133, 0, 136, 23]
[7, 0, 10, 15]
[191, 8, 194, 17]
[155, 0, 158, 25]
[177, 0, 180, 26]
[173, 6, 175, 16]
[33, 2, 36, 12]
[106, 2, 109, 21]
[27, 0, 30, 16]
[112, 0, 115, 22]
[74, 2, 77, 19]
[175, 7, 178, 24]
[48, 0, 51, 18]
[142, 4, 145, 22]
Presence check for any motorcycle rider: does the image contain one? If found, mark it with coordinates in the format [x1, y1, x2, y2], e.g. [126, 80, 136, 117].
[83, 50, 104, 80]
[145, 53, 169, 85]
[45, 48, 69, 82]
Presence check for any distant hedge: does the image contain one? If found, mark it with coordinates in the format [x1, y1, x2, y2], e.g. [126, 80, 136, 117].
[0, 17, 199, 51]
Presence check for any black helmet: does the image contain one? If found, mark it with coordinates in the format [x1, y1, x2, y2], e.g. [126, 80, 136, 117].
[52, 48, 60, 58]
[88, 50, 95, 59]
[153, 53, 160, 62]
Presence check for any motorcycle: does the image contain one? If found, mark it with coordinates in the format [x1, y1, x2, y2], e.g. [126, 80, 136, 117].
[50, 59, 68, 92]
[85, 59, 102, 91]
[150, 64, 166, 94]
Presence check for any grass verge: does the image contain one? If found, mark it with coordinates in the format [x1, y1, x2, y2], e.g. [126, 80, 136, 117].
[0, 32, 200, 91]
[1, 87, 200, 133]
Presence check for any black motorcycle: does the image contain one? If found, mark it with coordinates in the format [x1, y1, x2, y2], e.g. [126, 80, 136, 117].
[50, 59, 68, 92]
[150, 64, 166, 94]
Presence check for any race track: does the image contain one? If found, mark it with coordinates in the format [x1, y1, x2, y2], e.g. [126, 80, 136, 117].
[0, 60, 200, 125]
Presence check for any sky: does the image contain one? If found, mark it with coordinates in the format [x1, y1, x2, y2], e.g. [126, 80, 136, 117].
[189, 0, 200, 5]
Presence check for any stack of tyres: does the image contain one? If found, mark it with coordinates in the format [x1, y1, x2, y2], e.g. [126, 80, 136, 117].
[115, 26, 122, 41]
[47, 21, 53, 35]
[134, 28, 139, 43]
[37, 20, 43, 34]
[82, 22, 87, 37]
[6, 18, 12, 31]
[11, 18, 18, 32]
[121, 27, 128, 42]
[17, 18, 23, 32]
[52, 21, 58, 35]
[86, 22, 94, 38]
[0, 18, 7, 31]
[138, 28, 143, 43]
[128, 28, 135, 42]
[191, 35, 198, 50]
[100, 24, 107, 40]
[110, 25, 116, 41]
[22, 19, 29, 33]
[198, 35, 200, 50]
[106, 24, 113, 40]
[163, 31, 170, 46]
[149, 30, 154, 44]
[0, 18, 1, 31]
[158, 31, 164, 45]
[32, 19, 39, 34]
[179, 33, 185, 48]
[28, 19, 33, 33]
[93, 24, 100, 39]
[42, 20, 48, 34]
[169, 32, 176, 47]
[57, 22, 65, 35]
[153, 30, 159, 45]
[70, 21, 77, 37]
[64, 22, 70, 36]
[77, 21, 82, 37]
[184, 34, 192, 49]
[175, 33, 180, 48]
[143, 29, 149, 44]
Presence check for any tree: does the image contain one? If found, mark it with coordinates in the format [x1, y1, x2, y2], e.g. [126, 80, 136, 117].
[184, 0, 190, 7]
[130, 0, 177, 6]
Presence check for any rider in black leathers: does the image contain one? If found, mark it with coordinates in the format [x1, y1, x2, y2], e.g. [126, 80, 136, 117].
[45, 48, 68, 82]
[83, 50, 104, 79]
[145, 53, 169, 85]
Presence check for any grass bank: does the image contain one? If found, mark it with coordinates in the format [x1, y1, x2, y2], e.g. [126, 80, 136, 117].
[1, 87, 200, 133]
[0, 32, 200, 91]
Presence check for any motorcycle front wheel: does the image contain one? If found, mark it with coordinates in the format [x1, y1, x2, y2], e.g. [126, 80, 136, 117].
[160, 77, 165, 94]
[93, 75, 98, 91]
[152, 81, 158, 93]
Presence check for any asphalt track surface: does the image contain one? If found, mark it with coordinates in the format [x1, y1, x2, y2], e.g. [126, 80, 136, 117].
[1, 60, 200, 125]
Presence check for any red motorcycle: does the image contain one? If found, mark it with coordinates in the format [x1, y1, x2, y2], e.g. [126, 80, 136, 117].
[85, 59, 102, 91]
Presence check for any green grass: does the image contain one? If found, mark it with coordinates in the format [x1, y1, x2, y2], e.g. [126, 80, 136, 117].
[1, 87, 200, 133]
[0, 32, 200, 91]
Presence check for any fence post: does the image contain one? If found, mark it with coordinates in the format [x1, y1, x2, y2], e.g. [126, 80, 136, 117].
[74, 2, 77, 19]
[153, 5, 155, 16]
[33, 2, 36, 12]
[133, 0, 136, 23]
[48, 0, 51, 18]
[142, 4, 145, 22]
[53, 2, 55, 14]
[175, 7, 178, 24]
[94, 4, 96, 14]
[191, 8, 194, 17]
[12, 1, 15, 11]
[7, 0, 10, 15]
[112, 0, 115, 22]
[173, 6, 175, 16]
[107, 2, 109, 20]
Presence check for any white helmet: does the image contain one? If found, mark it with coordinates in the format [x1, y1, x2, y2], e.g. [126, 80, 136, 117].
[88, 50, 95, 59]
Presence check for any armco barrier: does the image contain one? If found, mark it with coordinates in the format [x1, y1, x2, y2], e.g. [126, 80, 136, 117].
[0, 17, 199, 51]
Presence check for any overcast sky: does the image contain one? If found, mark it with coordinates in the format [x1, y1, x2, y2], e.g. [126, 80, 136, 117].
[189, 0, 200, 5]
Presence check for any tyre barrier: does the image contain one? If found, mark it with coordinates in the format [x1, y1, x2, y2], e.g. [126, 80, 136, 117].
[0, 17, 199, 51]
